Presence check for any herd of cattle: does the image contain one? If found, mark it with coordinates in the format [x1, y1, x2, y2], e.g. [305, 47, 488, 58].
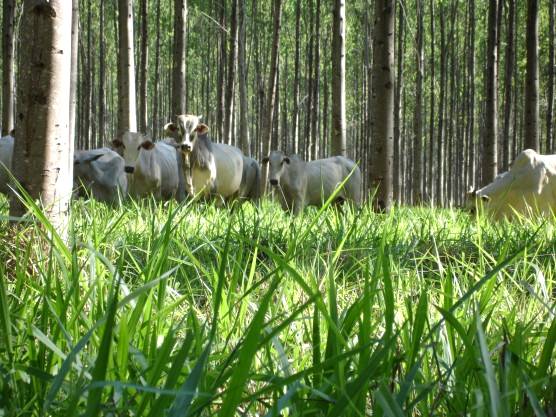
[1, 114, 556, 219]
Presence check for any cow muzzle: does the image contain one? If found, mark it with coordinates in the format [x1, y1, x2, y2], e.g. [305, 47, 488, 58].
[269, 179, 279, 186]
[124, 166, 135, 174]
[181, 144, 191, 152]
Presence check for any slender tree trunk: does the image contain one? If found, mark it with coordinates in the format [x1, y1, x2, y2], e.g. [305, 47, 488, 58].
[238, 0, 249, 153]
[117, 0, 137, 135]
[70, 0, 79, 158]
[370, 0, 395, 212]
[413, 0, 424, 204]
[311, 0, 321, 160]
[548, 0, 555, 153]
[291, 0, 301, 155]
[11, 0, 73, 233]
[427, 0, 435, 202]
[224, 0, 238, 145]
[483, 0, 498, 184]
[261, 0, 282, 193]
[152, 0, 161, 138]
[138, 0, 148, 133]
[216, 3, 226, 141]
[502, 0, 515, 170]
[2, 0, 15, 136]
[172, 0, 187, 118]
[393, 0, 404, 203]
[436, 6, 446, 206]
[331, 0, 346, 156]
[524, 0, 539, 151]
[466, 0, 476, 189]
[98, 0, 106, 143]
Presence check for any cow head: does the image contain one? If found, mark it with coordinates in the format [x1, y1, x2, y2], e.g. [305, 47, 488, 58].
[181, 123, 210, 153]
[164, 114, 203, 144]
[465, 186, 490, 215]
[73, 151, 105, 193]
[111, 132, 150, 170]
[262, 151, 290, 187]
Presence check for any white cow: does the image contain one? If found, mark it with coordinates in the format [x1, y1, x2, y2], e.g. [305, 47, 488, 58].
[0, 134, 14, 195]
[73, 148, 127, 204]
[467, 149, 556, 220]
[263, 151, 362, 215]
[112, 131, 185, 201]
[173, 123, 244, 202]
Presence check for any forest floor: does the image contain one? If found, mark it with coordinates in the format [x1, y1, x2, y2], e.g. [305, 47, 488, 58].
[0, 195, 555, 416]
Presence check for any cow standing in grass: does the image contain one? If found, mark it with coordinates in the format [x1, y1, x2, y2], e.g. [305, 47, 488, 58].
[467, 149, 556, 220]
[112, 131, 186, 201]
[263, 151, 362, 215]
[172, 123, 244, 203]
[73, 148, 128, 204]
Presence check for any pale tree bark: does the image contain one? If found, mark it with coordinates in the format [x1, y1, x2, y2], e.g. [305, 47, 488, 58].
[138, 0, 148, 134]
[311, 0, 321, 160]
[393, 0, 404, 203]
[261, 0, 282, 194]
[370, 0, 394, 212]
[117, 0, 137, 135]
[238, 0, 249, 153]
[483, 0, 498, 185]
[10, 0, 73, 233]
[2, 0, 15, 136]
[524, 0, 539, 151]
[172, 0, 187, 117]
[331, 0, 346, 156]
[412, 0, 424, 204]
[224, 0, 238, 145]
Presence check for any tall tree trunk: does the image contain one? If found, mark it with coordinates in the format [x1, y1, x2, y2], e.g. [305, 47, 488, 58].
[331, 0, 346, 156]
[502, 0, 515, 170]
[261, 0, 282, 193]
[70, 0, 79, 160]
[172, 0, 187, 117]
[117, 0, 137, 135]
[548, 0, 555, 153]
[224, 0, 238, 145]
[483, 0, 498, 185]
[466, 0, 476, 189]
[238, 0, 249, 153]
[393, 0, 404, 203]
[152, 0, 161, 138]
[436, 6, 446, 206]
[216, 3, 226, 141]
[370, 0, 394, 212]
[10, 0, 73, 233]
[413, 0, 424, 204]
[427, 0, 435, 202]
[2, 0, 15, 136]
[291, 0, 301, 154]
[311, 0, 321, 160]
[524, 0, 539, 151]
[138, 0, 148, 133]
[98, 0, 106, 143]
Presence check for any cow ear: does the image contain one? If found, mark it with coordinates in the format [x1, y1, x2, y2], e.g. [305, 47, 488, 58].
[112, 139, 125, 149]
[164, 122, 178, 133]
[198, 115, 203, 121]
[262, 157, 269, 164]
[139, 141, 155, 151]
[196, 123, 209, 135]
[283, 157, 290, 164]
[481, 195, 490, 202]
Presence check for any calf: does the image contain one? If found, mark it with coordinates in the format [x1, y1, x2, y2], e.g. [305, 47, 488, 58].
[467, 149, 556, 220]
[263, 151, 362, 215]
[74, 148, 127, 204]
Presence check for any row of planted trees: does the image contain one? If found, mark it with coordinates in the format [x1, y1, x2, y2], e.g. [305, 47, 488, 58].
[1, 0, 552, 223]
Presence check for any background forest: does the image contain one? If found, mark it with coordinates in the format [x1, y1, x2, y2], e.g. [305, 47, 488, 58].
[3, 0, 553, 207]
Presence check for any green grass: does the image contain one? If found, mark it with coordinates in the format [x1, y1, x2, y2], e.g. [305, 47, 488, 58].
[0, 194, 555, 416]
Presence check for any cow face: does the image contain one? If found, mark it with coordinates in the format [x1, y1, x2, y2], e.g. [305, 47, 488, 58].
[465, 187, 490, 215]
[263, 151, 290, 187]
[181, 123, 210, 152]
[112, 132, 148, 168]
[164, 114, 203, 145]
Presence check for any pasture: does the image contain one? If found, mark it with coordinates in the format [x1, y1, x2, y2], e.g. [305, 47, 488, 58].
[0, 195, 555, 416]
